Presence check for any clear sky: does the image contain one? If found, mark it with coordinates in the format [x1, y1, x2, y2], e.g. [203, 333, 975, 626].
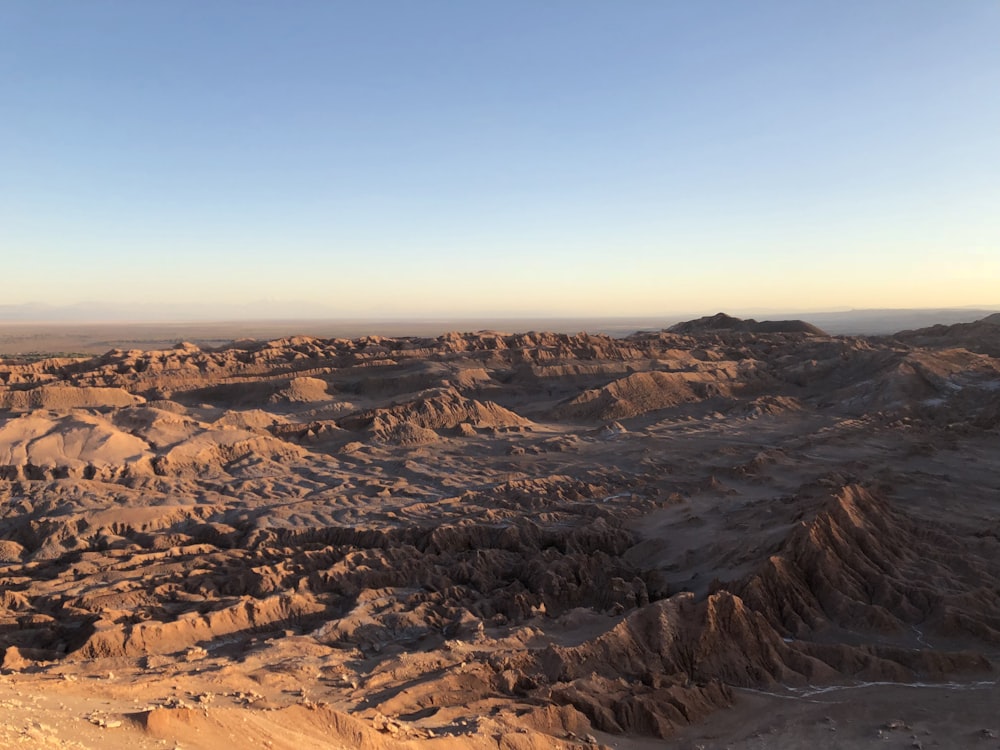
[2, 1, 999, 319]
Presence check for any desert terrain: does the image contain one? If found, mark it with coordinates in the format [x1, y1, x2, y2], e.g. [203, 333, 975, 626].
[0, 313, 999, 748]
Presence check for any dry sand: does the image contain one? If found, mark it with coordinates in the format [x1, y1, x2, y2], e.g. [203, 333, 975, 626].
[1, 316, 999, 748]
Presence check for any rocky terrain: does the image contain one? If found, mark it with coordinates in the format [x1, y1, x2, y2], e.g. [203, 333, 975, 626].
[0, 314, 999, 748]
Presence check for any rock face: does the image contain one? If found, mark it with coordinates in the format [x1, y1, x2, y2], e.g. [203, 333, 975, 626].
[0, 322, 998, 745]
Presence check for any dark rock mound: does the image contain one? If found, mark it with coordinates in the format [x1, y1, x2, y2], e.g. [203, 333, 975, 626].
[668, 313, 826, 336]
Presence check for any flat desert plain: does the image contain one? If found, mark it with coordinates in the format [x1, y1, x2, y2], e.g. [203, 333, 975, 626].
[1, 313, 1000, 749]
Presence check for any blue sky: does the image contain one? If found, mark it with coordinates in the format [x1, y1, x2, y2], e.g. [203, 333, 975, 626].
[2, 1, 998, 319]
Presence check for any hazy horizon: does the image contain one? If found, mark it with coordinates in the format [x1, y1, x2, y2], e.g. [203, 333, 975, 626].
[3, 2, 998, 314]
[2, 300, 1000, 325]
[2, 306, 999, 357]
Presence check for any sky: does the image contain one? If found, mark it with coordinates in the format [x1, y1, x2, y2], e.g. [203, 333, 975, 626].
[2, 1, 999, 320]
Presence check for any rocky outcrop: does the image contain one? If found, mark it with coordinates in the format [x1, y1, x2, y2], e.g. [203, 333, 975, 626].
[340, 387, 531, 444]
[553, 371, 731, 421]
